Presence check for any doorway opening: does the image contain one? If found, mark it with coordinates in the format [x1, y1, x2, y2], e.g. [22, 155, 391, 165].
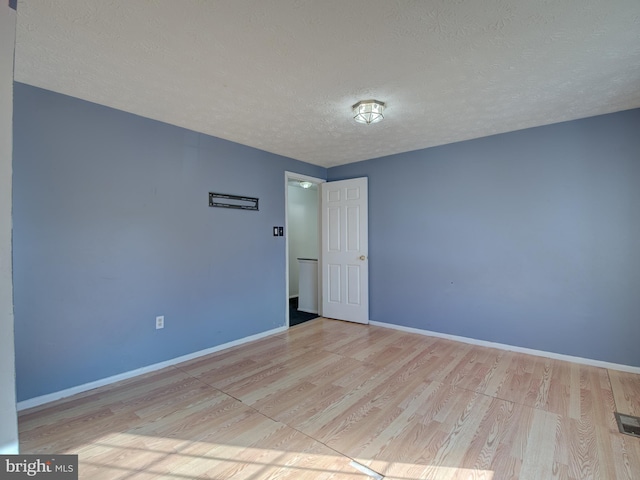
[285, 172, 324, 327]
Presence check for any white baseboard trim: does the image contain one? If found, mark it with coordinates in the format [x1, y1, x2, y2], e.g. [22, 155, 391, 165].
[369, 321, 640, 374]
[17, 326, 288, 412]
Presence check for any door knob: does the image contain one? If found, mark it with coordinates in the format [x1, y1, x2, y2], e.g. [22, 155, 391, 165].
[359, 255, 367, 261]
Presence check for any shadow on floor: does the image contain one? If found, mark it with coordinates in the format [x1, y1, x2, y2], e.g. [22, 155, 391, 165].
[289, 297, 318, 326]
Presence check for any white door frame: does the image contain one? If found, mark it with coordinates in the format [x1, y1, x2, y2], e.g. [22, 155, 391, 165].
[284, 171, 325, 327]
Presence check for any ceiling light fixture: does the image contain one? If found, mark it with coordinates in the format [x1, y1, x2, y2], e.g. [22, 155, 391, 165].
[299, 181, 313, 189]
[352, 100, 385, 125]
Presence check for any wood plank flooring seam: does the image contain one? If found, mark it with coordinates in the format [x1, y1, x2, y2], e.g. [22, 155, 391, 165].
[174, 329, 631, 443]
[174, 360, 384, 478]
[174, 333, 626, 467]
[173, 363, 244, 404]
[606, 368, 622, 418]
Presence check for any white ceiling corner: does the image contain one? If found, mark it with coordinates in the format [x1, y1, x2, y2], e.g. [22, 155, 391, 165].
[13, 0, 640, 168]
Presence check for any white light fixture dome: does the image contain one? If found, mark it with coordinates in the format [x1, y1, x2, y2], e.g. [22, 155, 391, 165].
[299, 181, 313, 189]
[352, 100, 385, 124]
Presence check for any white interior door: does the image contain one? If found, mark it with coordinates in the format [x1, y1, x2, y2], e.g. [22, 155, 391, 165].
[321, 177, 369, 324]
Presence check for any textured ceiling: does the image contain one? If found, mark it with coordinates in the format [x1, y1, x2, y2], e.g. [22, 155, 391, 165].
[13, 0, 640, 167]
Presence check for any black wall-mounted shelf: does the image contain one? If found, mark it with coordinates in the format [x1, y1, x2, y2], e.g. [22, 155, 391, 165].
[209, 192, 259, 211]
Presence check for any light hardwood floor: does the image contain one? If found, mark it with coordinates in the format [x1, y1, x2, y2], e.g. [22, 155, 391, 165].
[19, 318, 640, 479]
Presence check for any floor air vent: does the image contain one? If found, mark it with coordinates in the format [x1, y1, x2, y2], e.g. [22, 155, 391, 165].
[615, 412, 640, 438]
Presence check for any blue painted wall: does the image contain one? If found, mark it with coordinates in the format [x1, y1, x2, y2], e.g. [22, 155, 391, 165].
[328, 110, 640, 367]
[13, 83, 640, 402]
[12, 84, 325, 401]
